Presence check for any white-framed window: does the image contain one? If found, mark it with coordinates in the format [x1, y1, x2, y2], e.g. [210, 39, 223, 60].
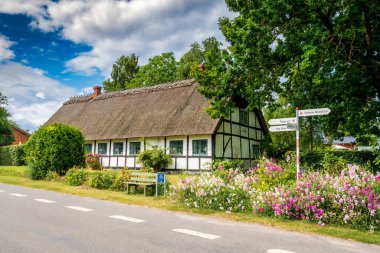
[192, 139, 208, 155]
[97, 143, 108, 155]
[129, 142, 141, 155]
[113, 142, 124, 155]
[169, 140, 183, 155]
[84, 143, 92, 153]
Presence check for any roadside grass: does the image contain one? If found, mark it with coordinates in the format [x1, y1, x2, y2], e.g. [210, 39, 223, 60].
[0, 166, 379, 245]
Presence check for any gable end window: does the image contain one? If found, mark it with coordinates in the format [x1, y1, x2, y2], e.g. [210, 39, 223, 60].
[169, 140, 183, 155]
[97, 143, 108, 155]
[192, 139, 208, 156]
[239, 110, 249, 125]
[129, 142, 141, 155]
[113, 142, 124, 155]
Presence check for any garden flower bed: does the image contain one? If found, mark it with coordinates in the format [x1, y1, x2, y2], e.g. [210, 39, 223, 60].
[171, 161, 380, 231]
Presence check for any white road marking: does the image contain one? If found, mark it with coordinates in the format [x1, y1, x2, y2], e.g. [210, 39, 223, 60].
[34, 199, 55, 204]
[10, 193, 27, 197]
[109, 215, 145, 223]
[267, 249, 296, 253]
[65, 206, 94, 212]
[172, 229, 221, 240]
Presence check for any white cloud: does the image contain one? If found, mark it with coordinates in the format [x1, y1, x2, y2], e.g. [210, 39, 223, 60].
[0, 35, 15, 61]
[0, 0, 48, 17]
[6, 0, 234, 76]
[0, 62, 77, 130]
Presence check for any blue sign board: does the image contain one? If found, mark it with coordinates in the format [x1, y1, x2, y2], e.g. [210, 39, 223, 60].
[157, 173, 166, 184]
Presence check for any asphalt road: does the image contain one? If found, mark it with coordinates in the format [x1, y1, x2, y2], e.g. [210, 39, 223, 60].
[0, 183, 379, 253]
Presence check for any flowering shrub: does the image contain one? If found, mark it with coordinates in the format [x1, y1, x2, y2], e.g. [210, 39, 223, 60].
[85, 153, 101, 170]
[172, 159, 380, 231]
[252, 165, 380, 231]
[171, 173, 253, 213]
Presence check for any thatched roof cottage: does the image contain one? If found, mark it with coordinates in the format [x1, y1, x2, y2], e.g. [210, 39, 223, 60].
[45, 79, 267, 170]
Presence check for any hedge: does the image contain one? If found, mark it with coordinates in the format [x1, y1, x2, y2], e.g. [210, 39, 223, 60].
[0, 145, 26, 166]
[288, 150, 380, 173]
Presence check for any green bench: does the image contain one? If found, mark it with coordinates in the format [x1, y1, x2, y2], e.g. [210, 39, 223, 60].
[126, 172, 157, 196]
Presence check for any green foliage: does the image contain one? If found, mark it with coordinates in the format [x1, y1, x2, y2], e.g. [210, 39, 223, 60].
[85, 153, 102, 170]
[65, 167, 89, 186]
[28, 163, 48, 180]
[208, 159, 244, 170]
[130, 52, 178, 87]
[45, 170, 63, 182]
[25, 123, 85, 179]
[88, 170, 117, 189]
[252, 159, 296, 191]
[111, 168, 132, 191]
[296, 150, 379, 173]
[137, 146, 172, 172]
[103, 54, 139, 92]
[0, 145, 24, 166]
[198, 0, 380, 138]
[0, 91, 15, 146]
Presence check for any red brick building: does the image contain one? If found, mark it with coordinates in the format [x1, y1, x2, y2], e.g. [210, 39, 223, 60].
[11, 126, 31, 145]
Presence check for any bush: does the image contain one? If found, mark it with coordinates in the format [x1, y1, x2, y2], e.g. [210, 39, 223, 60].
[88, 170, 116, 189]
[137, 146, 171, 172]
[25, 123, 85, 179]
[85, 153, 102, 170]
[207, 159, 244, 171]
[45, 170, 63, 181]
[111, 168, 132, 191]
[0, 144, 26, 166]
[65, 167, 88, 186]
[285, 150, 379, 173]
[28, 163, 48, 180]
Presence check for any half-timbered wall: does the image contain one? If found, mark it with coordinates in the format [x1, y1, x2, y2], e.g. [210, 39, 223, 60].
[214, 108, 264, 166]
[86, 135, 212, 170]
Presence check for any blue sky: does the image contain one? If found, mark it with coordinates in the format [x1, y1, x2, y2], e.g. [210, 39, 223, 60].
[0, 0, 232, 131]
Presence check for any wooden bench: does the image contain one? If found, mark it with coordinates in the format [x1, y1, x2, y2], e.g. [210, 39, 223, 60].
[126, 172, 157, 196]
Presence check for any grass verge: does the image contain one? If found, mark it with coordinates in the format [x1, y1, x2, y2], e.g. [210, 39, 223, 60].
[0, 166, 379, 245]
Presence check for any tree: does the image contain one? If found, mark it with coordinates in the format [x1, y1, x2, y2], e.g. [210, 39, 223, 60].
[25, 123, 85, 179]
[103, 54, 139, 92]
[177, 42, 203, 79]
[130, 52, 178, 87]
[0, 92, 14, 146]
[137, 146, 172, 172]
[198, 0, 380, 138]
[263, 98, 324, 158]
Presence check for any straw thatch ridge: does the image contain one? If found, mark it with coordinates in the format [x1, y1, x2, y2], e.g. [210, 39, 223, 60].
[45, 79, 221, 140]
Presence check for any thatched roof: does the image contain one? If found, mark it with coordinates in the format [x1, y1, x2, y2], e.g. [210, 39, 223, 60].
[45, 79, 224, 140]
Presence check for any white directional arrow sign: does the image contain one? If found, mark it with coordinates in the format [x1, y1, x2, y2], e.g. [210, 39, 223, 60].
[269, 125, 296, 132]
[268, 117, 296, 126]
[299, 108, 331, 117]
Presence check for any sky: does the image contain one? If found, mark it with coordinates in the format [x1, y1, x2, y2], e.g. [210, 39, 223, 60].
[0, 0, 233, 131]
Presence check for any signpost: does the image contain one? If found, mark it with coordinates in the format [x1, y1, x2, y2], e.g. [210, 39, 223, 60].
[156, 172, 166, 196]
[268, 117, 296, 125]
[268, 125, 296, 132]
[269, 107, 331, 181]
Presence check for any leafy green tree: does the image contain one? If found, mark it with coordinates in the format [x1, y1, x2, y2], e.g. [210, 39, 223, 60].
[0, 92, 14, 146]
[130, 52, 178, 87]
[25, 123, 85, 179]
[178, 37, 226, 81]
[103, 54, 139, 92]
[263, 99, 324, 158]
[177, 42, 203, 79]
[198, 0, 380, 138]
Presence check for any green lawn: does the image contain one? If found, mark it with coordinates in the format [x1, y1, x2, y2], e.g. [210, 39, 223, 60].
[0, 166, 379, 245]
